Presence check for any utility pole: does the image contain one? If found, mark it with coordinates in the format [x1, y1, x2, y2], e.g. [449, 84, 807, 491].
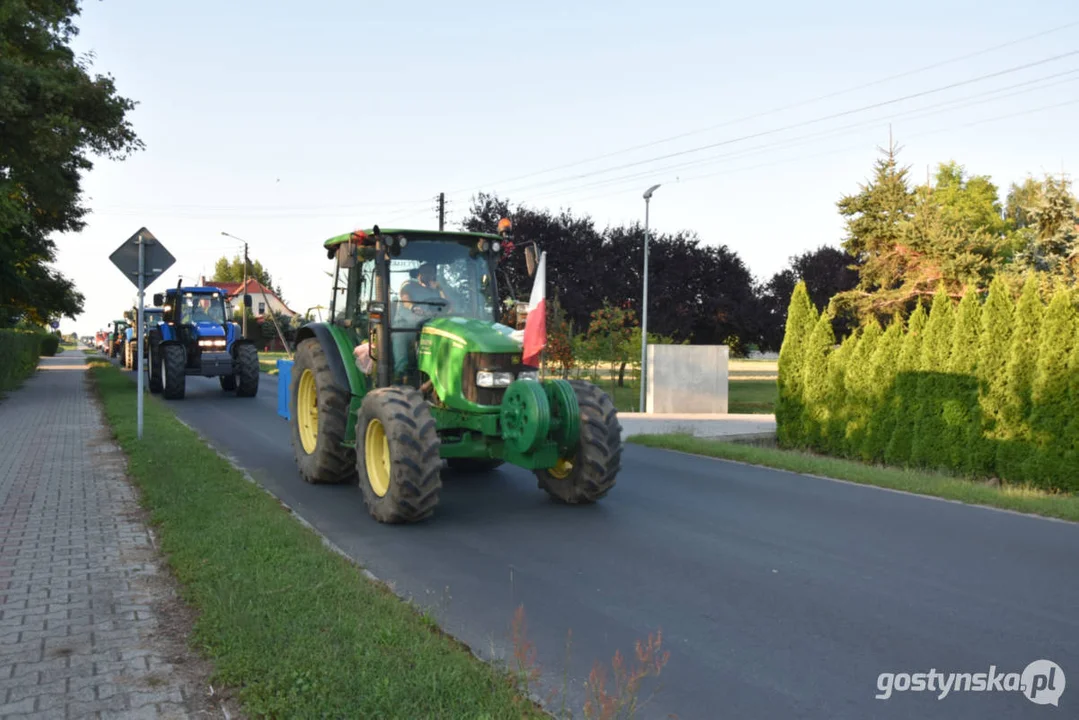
[242, 241, 249, 337]
[438, 192, 446, 231]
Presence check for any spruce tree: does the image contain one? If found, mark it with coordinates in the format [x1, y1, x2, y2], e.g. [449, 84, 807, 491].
[997, 274, 1046, 480]
[799, 310, 837, 451]
[1022, 288, 1077, 488]
[777, 282, 818, 447]
[945, 288, 983, 474]
[973, 276, 1016, 476]
[911, 286, 957, 468]
[861, 319, 905, 461]
[884, 302, 928, 466]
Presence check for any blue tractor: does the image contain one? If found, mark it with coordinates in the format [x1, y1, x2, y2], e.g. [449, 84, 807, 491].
[123, 307, 164, 370]
[147, 284, 259, 400]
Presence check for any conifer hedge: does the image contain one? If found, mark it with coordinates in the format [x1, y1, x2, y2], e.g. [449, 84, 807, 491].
[776, 277, 1079, 493]
[0, 329, 44, 393]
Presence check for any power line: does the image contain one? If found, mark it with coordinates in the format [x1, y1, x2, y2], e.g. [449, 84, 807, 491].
[558, 97, 1079, 207]
[443, 20, 1079, 195]
[488, 50, 1079, 199]
[523, 69, 1079, 202]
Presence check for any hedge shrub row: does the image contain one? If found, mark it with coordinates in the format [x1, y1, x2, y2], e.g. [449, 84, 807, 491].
[0, 329, 45, 393]
[777, 275, 1079, 493]
[40, 333, 60, 357]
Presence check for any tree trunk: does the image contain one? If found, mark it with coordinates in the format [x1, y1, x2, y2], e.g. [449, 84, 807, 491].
[618, 361, 627, 387]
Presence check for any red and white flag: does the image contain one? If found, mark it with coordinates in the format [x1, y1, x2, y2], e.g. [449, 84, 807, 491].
[521, 251, 547, 367]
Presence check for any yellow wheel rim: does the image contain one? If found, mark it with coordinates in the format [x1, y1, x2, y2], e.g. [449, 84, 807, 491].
[365, 418, 391, 497]
[297, 368, 319, 454]
[548, 458, 573, 479]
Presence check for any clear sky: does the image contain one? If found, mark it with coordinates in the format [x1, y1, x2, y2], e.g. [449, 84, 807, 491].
[56, 0, 1079, 336]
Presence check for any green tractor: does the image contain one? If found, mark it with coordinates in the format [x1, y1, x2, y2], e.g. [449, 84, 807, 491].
[107, 319, 130, 360]
[287, 223, 622, 523]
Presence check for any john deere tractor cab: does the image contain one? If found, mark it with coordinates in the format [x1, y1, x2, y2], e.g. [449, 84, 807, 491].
[146, 283, 259, 400]
[123, 307, 164, 369]
[287, 222, 622, 524]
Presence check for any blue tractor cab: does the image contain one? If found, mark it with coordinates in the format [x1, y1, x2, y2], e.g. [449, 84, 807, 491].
[146, 283, 259, 400]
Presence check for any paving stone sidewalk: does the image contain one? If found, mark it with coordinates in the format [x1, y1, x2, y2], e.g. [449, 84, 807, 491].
[0, 351, 204, 719]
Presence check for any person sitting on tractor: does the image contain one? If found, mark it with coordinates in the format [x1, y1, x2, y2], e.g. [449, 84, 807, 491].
[183, 297, 222, 325]
[392, 262, 450, 382]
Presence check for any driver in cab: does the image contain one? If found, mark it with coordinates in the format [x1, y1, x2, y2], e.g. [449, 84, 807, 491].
[393, 262, 450, 381]
[397, 262, 450, 323]
[186, 297, 218, 324]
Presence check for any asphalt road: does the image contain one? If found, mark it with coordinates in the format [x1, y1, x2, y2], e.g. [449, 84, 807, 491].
[128, 368, 1079, 719]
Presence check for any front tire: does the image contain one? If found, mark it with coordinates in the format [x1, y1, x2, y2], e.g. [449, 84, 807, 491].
[357, 387, 442, 524]
[126, 341, 138, 370]
[289, 338, 355, 485]
[162, 344, 187, 400]
[235, 343, 259, 397]
[534, 380, 622, 504]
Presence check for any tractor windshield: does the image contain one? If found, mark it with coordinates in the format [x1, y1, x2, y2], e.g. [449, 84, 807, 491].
[178, 294, 226, 324]
[361, 237, 498, 330]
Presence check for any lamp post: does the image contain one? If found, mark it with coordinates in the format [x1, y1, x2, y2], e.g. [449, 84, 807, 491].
[640, 183, 660, 413]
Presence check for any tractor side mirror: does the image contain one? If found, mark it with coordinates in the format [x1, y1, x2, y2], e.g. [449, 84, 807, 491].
[244, 294, 252, 308]
[153, 293, 164, 306]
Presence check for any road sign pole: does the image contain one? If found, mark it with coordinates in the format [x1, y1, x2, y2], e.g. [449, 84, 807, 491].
[137, 234, 145, 440]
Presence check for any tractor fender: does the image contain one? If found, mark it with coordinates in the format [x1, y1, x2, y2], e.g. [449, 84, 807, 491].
[295, 323, 366, 398]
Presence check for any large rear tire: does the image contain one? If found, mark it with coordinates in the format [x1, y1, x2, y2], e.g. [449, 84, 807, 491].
[289, 338, 355, 485]
[126, 341, 138, 370]
[235, 343, 259, 397]
[534, 380, 621, 504]
[357, 387, 442, 524]
[162, 344, 186, 400]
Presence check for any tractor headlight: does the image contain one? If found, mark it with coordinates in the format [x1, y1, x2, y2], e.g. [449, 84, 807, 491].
[517, 370, 539, 381]
[476, 371, 513, 388]
[198, 339, 227, 348]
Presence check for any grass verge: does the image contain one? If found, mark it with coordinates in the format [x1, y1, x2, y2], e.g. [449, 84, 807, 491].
[627, 434, 1079, 523]
[88, 361, 541, 718]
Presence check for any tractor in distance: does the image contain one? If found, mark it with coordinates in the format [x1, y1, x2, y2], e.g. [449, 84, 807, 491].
[123, 307, 164, 369]
[286, 222, 622, 524]
[146, 283, 259, 400]
[106, 319, 130, 360]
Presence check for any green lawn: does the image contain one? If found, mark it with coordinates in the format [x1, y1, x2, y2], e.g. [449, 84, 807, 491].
[627, 434, 1079, 523]
[587, 378, 776, 414]
[88, 361, 542, 719]
[565, 359, 778, 414]
[258, 350, 290, 375]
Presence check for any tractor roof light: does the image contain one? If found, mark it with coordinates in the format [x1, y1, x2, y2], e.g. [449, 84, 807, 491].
[497, 217, 512, 236]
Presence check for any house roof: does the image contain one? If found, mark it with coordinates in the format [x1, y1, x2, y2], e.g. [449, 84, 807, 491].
[209, 278, 297, 315]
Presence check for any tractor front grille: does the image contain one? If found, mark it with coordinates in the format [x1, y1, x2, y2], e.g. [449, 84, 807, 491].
[461, 352, 531, 405]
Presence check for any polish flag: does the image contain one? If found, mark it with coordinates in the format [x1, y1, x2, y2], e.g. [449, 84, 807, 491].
[521, 251, 547, 368]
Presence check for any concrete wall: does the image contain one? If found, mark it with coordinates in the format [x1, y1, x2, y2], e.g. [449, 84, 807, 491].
[645, 344, 728, 414]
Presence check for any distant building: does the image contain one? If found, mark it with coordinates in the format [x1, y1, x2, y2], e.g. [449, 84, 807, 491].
[199, 277, 297, 319]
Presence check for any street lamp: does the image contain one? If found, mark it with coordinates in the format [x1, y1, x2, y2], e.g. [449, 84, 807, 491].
[640, 183, 660, 413]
